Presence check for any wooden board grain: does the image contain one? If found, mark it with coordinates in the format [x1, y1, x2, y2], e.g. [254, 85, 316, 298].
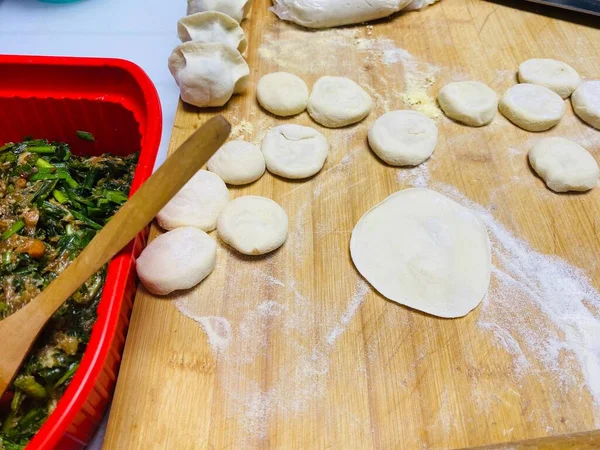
[104, 1, 600, 449]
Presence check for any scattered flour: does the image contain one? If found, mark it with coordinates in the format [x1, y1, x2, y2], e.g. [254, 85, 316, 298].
[229, 120, 254, 139]
[396, 163, 430, 187]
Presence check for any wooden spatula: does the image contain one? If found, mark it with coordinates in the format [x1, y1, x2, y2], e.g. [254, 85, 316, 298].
[0, 115, 231, 397]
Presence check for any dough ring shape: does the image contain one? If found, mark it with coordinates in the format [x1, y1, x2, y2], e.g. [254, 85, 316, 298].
[217, 196, 289, 255]
[572, 81, 600, 130]
[518, 58, 581, 99]
[168, 41, 249, 107]
[368, 110, 438, 166]
[437, 81, 498, 127]
[261, 124, 329, 179]
[156, 169, 229, 232]
[350, 188, 491, 318]
[178, 11, 247, 53]
[257, 72, 309, 117]
[529, 137, 599, 193]
[207, 140, 265, 185]
[187, 0, 253, 23]
[308, 76, 373, 128]
[137, 227, 217, 296]
[499, 83, 565, 132]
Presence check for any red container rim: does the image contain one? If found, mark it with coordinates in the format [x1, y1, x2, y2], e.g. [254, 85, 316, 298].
[0, 55, 162, 449]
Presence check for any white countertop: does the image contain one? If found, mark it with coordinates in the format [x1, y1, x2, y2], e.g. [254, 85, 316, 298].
[0, 0, 185, 168]
[0, 0, 185, 447]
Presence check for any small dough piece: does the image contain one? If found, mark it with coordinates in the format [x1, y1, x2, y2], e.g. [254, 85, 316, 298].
[529, 137, 599, 193]
[572, 81, 600, 130]
[499, 83, 565, 132]
[308, 76, 372, 128]
[261, 124, 329, 179]
[257, 72, 309, 117]
[137, 227, 217, 296]
[368, 110, 438, 166]
[168, 41, 249, 107]
[178, 12, 247, 53]
[270, 0, 412, 28]
[437, 81, 498, 127]
[350, 188, 491, 318]
[187, 0, 253, 23]
[157, 170, 229, 232]
[518, 58, 581, 99]
[207, 140, 265, 185]
[217, 196, 288, 255]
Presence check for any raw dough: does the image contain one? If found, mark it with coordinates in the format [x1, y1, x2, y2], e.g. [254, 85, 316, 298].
[178, 12, 247, 53]
[270, 0, 413, 28]
[261, 124, 329, 179]
[207, 140, 266, 185]
[529, 137, 599, 193]
[518, 58, 581, 99]
[368, 110, 438, 166]
[187, 0, 253, 23]
[256, 72, 309, 117]
[168, 41, 249, 107]
[136, 227, 217, 296]
[437, 81, 498, 127]
[404, 0, 440, 11]
[499, 83, 565, 132]
[308, 76, 372, 128]
[350, 188, 491, 318]
[572, 81, 600, 130]
[217, 196, 288, 255]
[156, 170, 229, 232]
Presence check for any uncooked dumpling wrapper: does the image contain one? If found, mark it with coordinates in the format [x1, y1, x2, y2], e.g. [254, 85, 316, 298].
[350, 188, 491, 318]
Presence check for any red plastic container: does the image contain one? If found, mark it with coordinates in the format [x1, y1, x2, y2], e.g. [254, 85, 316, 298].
[0, 55, 162, 449]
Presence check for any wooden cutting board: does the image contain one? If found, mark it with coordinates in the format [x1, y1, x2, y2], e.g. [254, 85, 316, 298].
[104, 0, 600, 448]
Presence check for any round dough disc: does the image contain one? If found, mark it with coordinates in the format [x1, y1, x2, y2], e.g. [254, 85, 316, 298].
[350, 188, 491, 318]
[257, 72, 309, 117]
[217, 196, 288, 255]
[529, 137, 599, 193]
[499, 83, 565, 132]
[137, 227, 217, 296]
[308, 76, 373, 128]
[208, 140, 265, 185]
[156, 169, 229, 232]
[437, 81, 498, 127]
[518, 58, 581, 99]
[572, 81, 600, 130]
[368, 110, 438, 166]
[261, 124, 329, 179]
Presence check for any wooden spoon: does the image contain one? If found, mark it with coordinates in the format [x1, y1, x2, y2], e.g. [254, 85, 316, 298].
[0, 115, 231, 397]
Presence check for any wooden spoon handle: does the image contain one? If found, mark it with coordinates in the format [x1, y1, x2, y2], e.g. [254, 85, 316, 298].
[0, 116, 231, 394]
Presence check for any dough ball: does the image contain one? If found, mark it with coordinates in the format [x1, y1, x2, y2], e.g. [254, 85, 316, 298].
[308, 76, 373, 128]
[572, 81, 600, 130]
[529, 137, 599, 193]
[168, 41, 249, 108]
[499, 83, 565, 132]
[368, 110, 438, 166]
[207, 140, 265, 185]
[178, 12, 247, 53]
[518, 58, 581, 99]
[256, 72, 309, 117]
[351, 188, 491, 318]
[437, 81, 498, 127]
[270, 0, 412, 28]
[261, 124, 329, 179]
[137, 227, 217, 296]
[157, 170, 229, 232]
[187, 0, 253, 23]
[217, 196, 288, 255]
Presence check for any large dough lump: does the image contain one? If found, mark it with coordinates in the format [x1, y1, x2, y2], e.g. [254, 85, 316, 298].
[137, 227, 217, 296]
[156, 170, 229, 232]
[350, 188, 491, 318]
[218, 196, 289, 255]
[529, 137, 599, 193]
